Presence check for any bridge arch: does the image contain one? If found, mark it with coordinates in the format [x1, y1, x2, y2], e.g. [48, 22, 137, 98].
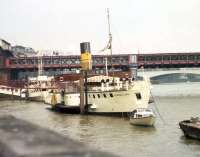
[137, 68, 200, 83]
[150, 73, 200, 84]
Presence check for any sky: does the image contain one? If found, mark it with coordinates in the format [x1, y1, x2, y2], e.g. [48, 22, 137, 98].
[1, 0, 200, 55]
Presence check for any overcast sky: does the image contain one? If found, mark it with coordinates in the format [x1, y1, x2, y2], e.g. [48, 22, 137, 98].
[1, 0, 200, 54]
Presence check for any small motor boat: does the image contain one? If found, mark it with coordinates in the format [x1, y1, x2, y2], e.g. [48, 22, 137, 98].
[130, 108, 156, 126]
[179, 117, 200, 140]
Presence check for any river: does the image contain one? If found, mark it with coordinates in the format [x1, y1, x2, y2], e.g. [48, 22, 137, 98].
[0, 84, 200, 157]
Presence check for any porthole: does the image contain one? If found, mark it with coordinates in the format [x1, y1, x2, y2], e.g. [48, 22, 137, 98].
[97, 94, 100, 98]
[110, 93, 113, 97]
[101, 79, 105, 83]
[136, 93, 142, 100]
[103, 93, 107, 98]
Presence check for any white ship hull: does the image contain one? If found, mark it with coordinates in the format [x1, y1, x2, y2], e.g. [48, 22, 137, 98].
[88, 81, 150, 113]
[130, 116, 155, 126]
[28, 91, 48, 101]
[45, 92, 77, 107]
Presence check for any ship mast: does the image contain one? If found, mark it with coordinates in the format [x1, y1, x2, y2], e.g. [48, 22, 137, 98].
[107, 8, 113, 74]
[107, 8, 112, 60]
[100, 8, 113, 76]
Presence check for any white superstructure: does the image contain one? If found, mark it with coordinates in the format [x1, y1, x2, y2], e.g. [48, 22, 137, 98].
[27, 75, 54, 101]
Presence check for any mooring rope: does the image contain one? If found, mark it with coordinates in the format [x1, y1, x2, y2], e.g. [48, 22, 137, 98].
[150, 90, 166, 125]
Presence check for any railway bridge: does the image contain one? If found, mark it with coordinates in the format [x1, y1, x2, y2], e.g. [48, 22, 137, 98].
[1, 48, 200, 81]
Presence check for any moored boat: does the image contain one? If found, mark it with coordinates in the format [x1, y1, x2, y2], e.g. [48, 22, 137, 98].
[45, 74, 151, 115]
[179, 117, 200, 140]
[44, 9, 151, 115]
[27, 75, 54, 101]
[130, 108, 156, 126]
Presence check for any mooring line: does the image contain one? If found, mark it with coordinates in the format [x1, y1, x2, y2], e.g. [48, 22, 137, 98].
[150, 90, 167, 125]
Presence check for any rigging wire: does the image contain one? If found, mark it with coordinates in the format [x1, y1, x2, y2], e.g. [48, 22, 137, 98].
[150, 90, 167, 125]
[111, 23, 128, 53]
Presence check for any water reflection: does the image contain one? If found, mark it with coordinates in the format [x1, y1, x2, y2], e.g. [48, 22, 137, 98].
[179, 135, 200, 146]
[151, 82, 200, 97]
[130, 125, 156, 133]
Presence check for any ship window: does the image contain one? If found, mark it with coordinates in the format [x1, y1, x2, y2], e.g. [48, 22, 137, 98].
[93, 94, 95, 98]
[97, 94, 100, 98]
[103, 93, 107, 98]
[110, 93, 113, 97]
[88, 94, 90, 98]
[136, 93, 141, 100]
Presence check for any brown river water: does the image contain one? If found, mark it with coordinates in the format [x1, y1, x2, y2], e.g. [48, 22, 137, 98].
[0, 96, 200, 157]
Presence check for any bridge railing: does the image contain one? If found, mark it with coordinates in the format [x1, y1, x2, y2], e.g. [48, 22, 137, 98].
[5, 55, 132, 68]
[138, 67, 200, 72]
